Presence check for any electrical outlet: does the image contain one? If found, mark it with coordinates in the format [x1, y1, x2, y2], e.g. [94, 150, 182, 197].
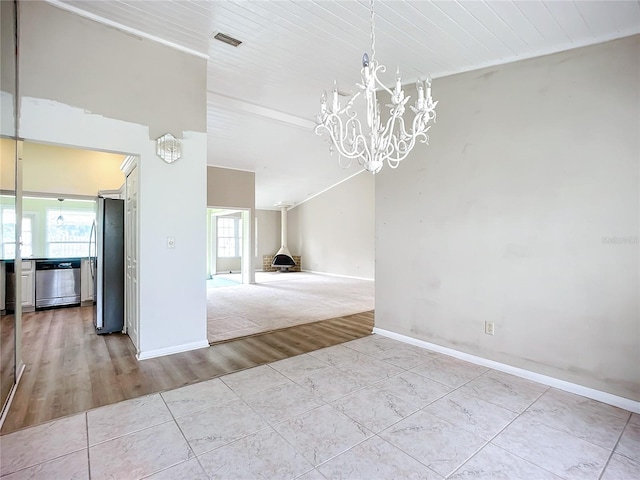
[485, 321, 495, 336]
[167, 236, 175, 249]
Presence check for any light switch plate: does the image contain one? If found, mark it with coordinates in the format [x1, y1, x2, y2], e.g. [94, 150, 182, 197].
[167, 237, 175, 249]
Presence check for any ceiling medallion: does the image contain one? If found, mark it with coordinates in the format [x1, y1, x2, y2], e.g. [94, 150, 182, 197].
[156, 133, 182, 164]
[315, 0, 438, 174]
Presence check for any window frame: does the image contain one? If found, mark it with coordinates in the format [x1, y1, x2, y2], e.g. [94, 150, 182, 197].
[216, 216, 243, 258]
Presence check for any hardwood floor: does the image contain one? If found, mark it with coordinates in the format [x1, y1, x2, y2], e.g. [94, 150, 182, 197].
[0, 306, 374, 435]
[1, 313, 16, 414]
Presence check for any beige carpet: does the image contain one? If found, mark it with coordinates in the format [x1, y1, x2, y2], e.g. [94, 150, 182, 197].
[207, 272, 374, 343]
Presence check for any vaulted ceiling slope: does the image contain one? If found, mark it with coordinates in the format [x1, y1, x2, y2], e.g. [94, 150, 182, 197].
[51, 0, 640, 209]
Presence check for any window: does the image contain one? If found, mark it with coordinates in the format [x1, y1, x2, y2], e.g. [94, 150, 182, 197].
[1, 209, 33, 258]
[217, 216, 242, 257]
[47, 209, 95, 257]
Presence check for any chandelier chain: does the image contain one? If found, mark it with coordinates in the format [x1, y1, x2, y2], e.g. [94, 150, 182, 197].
[369, 0, 376, 61]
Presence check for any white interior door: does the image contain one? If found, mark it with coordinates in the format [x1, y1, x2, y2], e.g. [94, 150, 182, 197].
[124, 161, 139, 351]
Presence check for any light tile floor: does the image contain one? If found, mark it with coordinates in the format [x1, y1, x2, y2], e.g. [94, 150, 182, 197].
[1, 335, 638, 480]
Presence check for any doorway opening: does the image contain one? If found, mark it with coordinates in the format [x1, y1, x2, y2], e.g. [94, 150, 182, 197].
[207, 207, 251, 286]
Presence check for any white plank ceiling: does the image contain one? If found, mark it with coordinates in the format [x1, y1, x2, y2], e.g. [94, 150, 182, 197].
[52, 0, 640, 209]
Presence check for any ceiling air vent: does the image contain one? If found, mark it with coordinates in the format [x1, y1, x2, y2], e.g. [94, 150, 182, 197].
[212, 32, 242, 47]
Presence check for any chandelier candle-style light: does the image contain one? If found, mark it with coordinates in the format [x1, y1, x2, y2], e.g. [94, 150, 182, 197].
[315, 0, 437, 174]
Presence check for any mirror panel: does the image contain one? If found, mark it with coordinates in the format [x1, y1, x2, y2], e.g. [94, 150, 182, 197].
[0, 0, 17, 419]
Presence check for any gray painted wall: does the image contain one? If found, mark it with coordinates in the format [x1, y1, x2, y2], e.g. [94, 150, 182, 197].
[376, 35, 639, 400]
[0, 1, 16, 136]
[256, 209, 280, 269]
[19, 2, 205, 139]
[207, 167, 255, 210]
[289, 172, 374, 279]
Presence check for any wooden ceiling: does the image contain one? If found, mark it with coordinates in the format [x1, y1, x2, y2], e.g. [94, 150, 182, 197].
[52, 0, 640, 208]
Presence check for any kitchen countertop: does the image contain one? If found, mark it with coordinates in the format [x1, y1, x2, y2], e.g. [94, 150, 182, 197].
[1, 257, 93, 263]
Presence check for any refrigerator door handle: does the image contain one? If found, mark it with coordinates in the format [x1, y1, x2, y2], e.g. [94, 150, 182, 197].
[89, 220, 96, 280]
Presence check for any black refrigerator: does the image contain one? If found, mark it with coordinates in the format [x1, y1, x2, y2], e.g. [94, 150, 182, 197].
[92, 197, 124, 334]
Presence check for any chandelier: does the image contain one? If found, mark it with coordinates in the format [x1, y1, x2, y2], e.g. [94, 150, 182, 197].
[315, 0, 437, 174]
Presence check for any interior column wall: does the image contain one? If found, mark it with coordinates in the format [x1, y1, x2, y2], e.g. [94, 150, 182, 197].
[18, 1, 209, 357]
[207, 166, 256, 283]
[256, 209, 280, 270]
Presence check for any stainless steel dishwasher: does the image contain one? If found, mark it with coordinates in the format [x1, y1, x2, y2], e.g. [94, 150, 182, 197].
[35, 259, 81, 308]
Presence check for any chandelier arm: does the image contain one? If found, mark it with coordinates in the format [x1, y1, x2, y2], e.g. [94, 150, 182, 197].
[321, 114, 370, 161]
[315, 0, 437, 174]
[337, 92, 362, 115]
[411, 111, 432, 140]
[371, 64, 395, 97]
[336, 152, 353, 169]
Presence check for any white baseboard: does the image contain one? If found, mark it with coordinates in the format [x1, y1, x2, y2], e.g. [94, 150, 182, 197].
[137, 339, 210, 361]
[373, 327, 640, 414]
[301, 269, 374, 282]
[0, 363, 25, 430]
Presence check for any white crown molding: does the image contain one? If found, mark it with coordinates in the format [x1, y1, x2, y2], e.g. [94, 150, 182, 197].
[46, 0, 209, 60]
[290, 169, 366, 209]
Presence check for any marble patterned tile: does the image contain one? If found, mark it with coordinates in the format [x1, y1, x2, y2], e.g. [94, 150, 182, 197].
[243, 382, 324, 424]
[381, 342, 440, 357]
[307, 344, 368, 368]
[493, 415, 610, 480]
[616, 415, 640, 461]
[379, 409, 487, 478]
[198, 428, 314, 480]
[458, 370, 547, 413]
[523, 389, 630, 449]
[317, 436, 441, 480]
[424, 389, 517, 440]
[375, 371, 452, 408]
[296, 469, 326, 480]
[0, 413, 87, 476]
[331, 386, 418, 433]
[143, 458, 208, 480]
[161, 378, 238, 418]
[87, 393, 173, 445]
[449, 443, 561, 479]
[410, 356, 487, 388]
[373, 346, 434, 370]
[270, 353, 332, 380]
[1, 449, 89, 480]
[175, 398, 269, 455]
[341, 335, 399, 355]
[220, 364, 291, 397]
[274, 404, 372, 466]
[336, 357, 403, 385]
[600, 453, 640, 480]
[89, 421, 193, 480]
[295, 367, 368, 402]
